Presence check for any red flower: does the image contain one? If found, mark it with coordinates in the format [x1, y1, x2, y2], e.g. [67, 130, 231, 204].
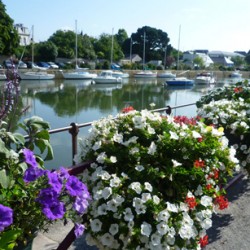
[234, 87, 243, 93]
[185, 196, 197, 209]
[122, 106, 135, 113]
[215, 195, 229, 210]
[206, 184, 212, 190]
[199, 235, 209, 248]
[197, 137, 203, 143]
[194, 159, 205, 168]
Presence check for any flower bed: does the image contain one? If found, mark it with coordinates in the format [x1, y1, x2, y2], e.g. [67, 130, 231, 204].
[75, 108, 239, 249]
[196, 80, 250, 174]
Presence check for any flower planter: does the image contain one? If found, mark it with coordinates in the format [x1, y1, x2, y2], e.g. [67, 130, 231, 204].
[75, 109, 238, 249]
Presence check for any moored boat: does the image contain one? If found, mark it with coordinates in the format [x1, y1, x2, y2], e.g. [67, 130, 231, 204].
[134, 71, 157, 78]
[230, 70, 242, 78]
[195, 72, 215, 85]
[19, 71, 55, 80]
[166, 77, 194, 86]
[157, 71, 176, 78]
[93, 70, 122, 84]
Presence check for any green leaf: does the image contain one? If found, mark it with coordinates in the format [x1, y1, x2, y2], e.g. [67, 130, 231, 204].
[0, 229, 22, 249]
[0, 169, 10, 188]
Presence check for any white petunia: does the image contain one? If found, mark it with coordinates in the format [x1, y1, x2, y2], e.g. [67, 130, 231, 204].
[129, 182, 142, 194]
[123, 207, 134, 221]
[141, 193, 152, 202]
[96, 152, 107, 164]
[102, 187, 112, 199]
[110, 156, 117, 163]
[167, 202, 178, 213]
[192, 131, 202, 139]
[90, 219, 102, 232]
[135, 165, 144, 172]
[156, 221, 169, 235]
[148, 141, 157, 155]
[150, 232, 162, 246]
[153, 195, 160, 205]
[113, 133, 123, 143]
[92, 140, 102, 151]
[172, 159, 182, 168]
[109, 224, 119, 236]
[144, 182, 153, 192]
[110, 175, 121, 187]
[157, 209, 170, 222]
[170, 131, 179, 140]
[141, 221, 152, 237]
[200, 195, 213, 207]
[100, 233, 114, 247]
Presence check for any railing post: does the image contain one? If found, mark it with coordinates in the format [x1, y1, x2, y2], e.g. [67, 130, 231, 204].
[165, 105, 172, 115]
[69, 122, 79, 165]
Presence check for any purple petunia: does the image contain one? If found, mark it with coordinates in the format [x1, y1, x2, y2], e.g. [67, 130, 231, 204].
[46, 171, 63, 194]
[74, 223, 85, 238]
[23, 166, 45, 182]
[58, 167, 70, 182]
[36, 187, 59, 206]
[73, 195, 90, 214]
[23, 148, 38, 167]
[0, 204, 13, 232]
[42, 201, 66, 220]
[65, 176, 88, 197]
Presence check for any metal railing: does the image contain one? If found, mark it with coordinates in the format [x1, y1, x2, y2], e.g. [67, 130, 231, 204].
[44, 103, 196, 165]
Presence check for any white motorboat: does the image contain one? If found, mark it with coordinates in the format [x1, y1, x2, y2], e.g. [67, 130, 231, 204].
[94, 70, 122, 84]
[195, 72, 215, 85]
[157, 71, 176, 78]
[19, 71, 55, 80]
[134, 71, 157, 78]
[230, 71, 242, 78]
[112, 71, 129, 78]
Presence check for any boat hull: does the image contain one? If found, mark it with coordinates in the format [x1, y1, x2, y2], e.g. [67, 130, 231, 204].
[134, 71, 157, 78]
[166, 78, 194, 86]
[19, 71, 55, 80]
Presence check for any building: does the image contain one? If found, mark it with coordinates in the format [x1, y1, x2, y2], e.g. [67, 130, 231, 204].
[14, 24, 31, 46]
[183, 51, 214, 68]
[119, 54, 142, 65]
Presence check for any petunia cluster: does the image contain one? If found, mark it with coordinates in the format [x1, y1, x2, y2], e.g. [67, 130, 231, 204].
[23, 148, 91, 238]
[197, 80, 250, 174]
[75, 108, 238, 249]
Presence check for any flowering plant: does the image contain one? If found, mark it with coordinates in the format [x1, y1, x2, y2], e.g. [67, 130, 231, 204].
[0, 116, 91, 249]
[196, 80, 250, 174]
[75, 108, 239, 249]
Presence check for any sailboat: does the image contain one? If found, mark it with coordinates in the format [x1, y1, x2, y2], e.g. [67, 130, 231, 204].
[165, 25, 193, 86]
[18, 26, 55, 80]
[134, 32, 157, 78]
[61, 21, 97, 80]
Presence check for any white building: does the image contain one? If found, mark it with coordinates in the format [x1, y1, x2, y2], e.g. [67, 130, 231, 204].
[14, 24, 31, 46]
[183, 51, 214, 68]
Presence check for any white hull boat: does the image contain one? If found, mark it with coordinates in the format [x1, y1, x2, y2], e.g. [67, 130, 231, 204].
[166, 77, 194, 86]
[195, 72, 215, 85]
[230, 71, 242, 78]
[61, 70, 97, 80]
[112, 71, 129, 78]
[19, 71, 55, 80]
[134, 71, 157, 78]
[94, 70, 122, 84]
[157, 71, 176, 78]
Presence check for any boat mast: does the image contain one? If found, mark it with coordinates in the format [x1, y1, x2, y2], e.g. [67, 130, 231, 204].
[110, 28, 114, 66]
[143, 32, 146, 70]
[31, 25, 34, 65]
[177, 25, 181, 71]
[75, 20, 77, 69]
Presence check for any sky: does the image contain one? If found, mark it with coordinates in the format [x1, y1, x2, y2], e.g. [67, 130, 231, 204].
[3, 0, 250, 53]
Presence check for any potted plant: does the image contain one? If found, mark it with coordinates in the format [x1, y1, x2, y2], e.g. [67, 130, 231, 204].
[196, 80, 250, 174]
[0, 69, 91, 249]
[75, 108, 239, 249]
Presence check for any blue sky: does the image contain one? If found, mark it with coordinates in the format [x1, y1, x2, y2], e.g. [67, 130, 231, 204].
[3, 0, 250, 52]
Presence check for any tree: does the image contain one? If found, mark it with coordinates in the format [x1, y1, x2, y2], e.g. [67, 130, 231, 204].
[35, 41, 58, 61]
[0, 0, 20, 55]
[93, 33, 124, 62]
[115, 29, 128, 47]
[122, 26, 171, 62]
[48, 30, 75, 58]
[193, 56, 205, 69]
[245, 50, 250, 65]
[79, 34, 96, 60]
[231, 56, 245, 68]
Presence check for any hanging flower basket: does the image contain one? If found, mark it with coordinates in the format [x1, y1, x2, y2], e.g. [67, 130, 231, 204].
[197, 80, 250, 174]
[75, 108, 239, 249]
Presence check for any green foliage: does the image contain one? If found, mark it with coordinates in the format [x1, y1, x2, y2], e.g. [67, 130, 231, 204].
[35, 41, 58, 61]
[0, 117, 53, 249]
[0, 1, 20, 55]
